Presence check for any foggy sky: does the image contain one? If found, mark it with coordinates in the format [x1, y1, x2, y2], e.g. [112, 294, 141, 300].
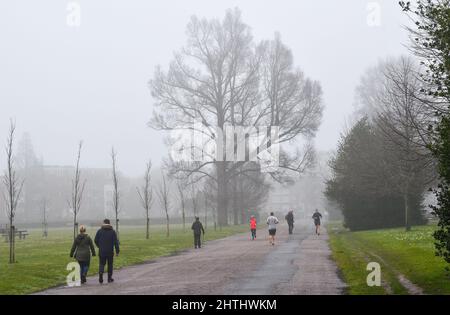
[0, 0, 411, 176]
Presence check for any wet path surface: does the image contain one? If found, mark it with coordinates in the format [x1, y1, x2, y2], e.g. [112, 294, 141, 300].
[37, 224, 346, 295]
[224, 229, 309, 294]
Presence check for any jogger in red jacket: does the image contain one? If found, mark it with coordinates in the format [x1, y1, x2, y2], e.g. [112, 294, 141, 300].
[250, 215, 257, 240]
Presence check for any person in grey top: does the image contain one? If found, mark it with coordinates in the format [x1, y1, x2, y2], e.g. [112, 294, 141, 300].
[266, 212, 279, 246]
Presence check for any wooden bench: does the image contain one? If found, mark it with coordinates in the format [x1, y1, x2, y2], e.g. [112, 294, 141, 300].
[1, 228, 29, 241]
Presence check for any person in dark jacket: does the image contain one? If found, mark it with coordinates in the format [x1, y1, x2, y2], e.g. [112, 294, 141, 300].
[94, 219, 120, 284]
[191, 217, 205, 249]
[312, 209, 323, 235]
[70, 225, 96, 284]
[285, 211, 294, 235]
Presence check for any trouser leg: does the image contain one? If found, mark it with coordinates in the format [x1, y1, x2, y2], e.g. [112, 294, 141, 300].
[78, 261, 90, 282]
[194, 234, 199, 248]
[197, 234, 202, 248]
[107, 256, 114, 279]
[77, 261, 84, 280]
[99, 256, 106, 274]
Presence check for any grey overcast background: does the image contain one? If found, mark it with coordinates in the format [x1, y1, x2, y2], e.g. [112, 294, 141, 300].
[0, 0, 411, 177]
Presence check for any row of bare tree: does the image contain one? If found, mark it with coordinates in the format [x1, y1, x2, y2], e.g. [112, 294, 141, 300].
[1, 118, 245, 266]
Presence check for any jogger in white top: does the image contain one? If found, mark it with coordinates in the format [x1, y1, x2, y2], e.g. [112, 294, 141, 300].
[266, 212, 279, 246]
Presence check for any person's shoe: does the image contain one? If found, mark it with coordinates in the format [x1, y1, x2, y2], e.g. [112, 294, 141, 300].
[108, 277, 114, 283]
[81, 276, 86, 284]
[99, 273, 104, 284]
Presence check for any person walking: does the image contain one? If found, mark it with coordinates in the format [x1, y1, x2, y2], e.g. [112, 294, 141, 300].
[266, 212, 279, 246]
[285, 210, 294, 235]
[70, 225, 96, 284]
[191, 217, 205, 249]
[94, 219, 120, 284]
[249, 215, 257, 240]
[312, 209, 323, 235]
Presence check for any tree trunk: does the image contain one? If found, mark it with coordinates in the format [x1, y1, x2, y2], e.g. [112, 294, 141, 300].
[216, 162, 228, 226]
[404, 192, 411, 232]
[166, 214, 170, 237]
[9, 220, 15, 264]
[116, 218, 120, 239]
[232, 180, 239, 225]
[182, 204, 186, 232]
[73, 214, 77, 240]
[146, 217, 150, 239]
[213, 208, 217, 231]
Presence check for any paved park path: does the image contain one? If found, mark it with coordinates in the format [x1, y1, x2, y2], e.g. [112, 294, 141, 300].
[37, 223, 347, 295]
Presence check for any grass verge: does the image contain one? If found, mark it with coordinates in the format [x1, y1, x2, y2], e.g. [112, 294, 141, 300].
[328, 223, 450, 295]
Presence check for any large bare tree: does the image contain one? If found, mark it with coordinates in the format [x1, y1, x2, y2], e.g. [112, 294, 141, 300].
[111, 147, 120, 238]
[149, 9, 323, 225]
[2, 120, 24, 263]
[137, 160, 153, 239]
[69, 141, 86, 240]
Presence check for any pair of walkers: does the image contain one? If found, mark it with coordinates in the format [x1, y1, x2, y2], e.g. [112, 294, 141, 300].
[70, 218, 120, 284]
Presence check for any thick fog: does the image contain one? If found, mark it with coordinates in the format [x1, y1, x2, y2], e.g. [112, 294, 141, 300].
[0, 1, 414, 224]
[0, 0, 411, 175]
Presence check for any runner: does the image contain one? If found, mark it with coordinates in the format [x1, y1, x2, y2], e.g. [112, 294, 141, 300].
[285, 210, 294, 235]
[266, 212, 279, 246]
[249, 215, 257, 240]
[312, 209, 323, 235]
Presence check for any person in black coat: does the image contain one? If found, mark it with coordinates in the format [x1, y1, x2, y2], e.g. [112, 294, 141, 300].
[191, 217, 205, 249]
[94, 219, 120, 284]
[285, 211, 295, 235]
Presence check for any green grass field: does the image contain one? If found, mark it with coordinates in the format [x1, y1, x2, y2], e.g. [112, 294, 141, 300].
[0, 224, 248, 295]
[328, 223, 450, 295]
